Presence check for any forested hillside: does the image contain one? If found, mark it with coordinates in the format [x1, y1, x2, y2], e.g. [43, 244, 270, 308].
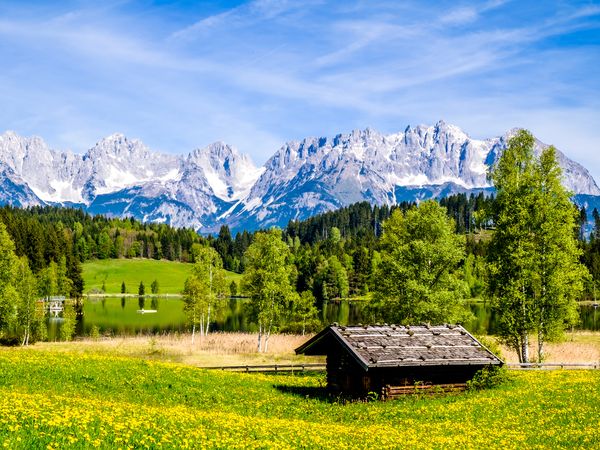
[1, 189, 597, 305]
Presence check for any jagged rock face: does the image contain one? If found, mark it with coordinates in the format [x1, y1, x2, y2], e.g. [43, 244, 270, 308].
[231, 121, 599, 229]
[0, 163, 43, 207]
[0, 131, 263, 230]
[187, 142, 264, 202]
[0, 122, 598, 232]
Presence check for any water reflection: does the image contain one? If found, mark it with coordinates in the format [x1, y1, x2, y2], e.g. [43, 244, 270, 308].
[48, 297, 599, 339]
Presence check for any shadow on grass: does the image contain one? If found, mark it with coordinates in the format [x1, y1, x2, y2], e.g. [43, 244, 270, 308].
[274, 384, 358, 404]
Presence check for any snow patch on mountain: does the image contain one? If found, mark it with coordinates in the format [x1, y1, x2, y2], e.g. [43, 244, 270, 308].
[0, 122, 598, 233]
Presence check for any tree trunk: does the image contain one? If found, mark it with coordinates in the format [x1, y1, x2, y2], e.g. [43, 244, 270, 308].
[537, 328, 544, 363]
[264, 320, 272, 353]
[206, 305, 211, 336]
[264, 330, 270, 353]
[521, 333, 529, 363]
[257, 323, 262, 353]
[191, 323, 196, 345]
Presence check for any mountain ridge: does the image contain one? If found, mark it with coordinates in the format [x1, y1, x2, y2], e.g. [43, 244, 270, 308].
[1, 122, 598, 232]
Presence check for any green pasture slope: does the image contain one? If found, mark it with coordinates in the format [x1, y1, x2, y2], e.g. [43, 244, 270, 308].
[82, 258, 242, 295]
[0, 348, 598, 449]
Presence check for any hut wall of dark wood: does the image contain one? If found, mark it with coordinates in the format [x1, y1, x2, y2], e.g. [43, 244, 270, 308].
[326, 344, 486, 395]
[368, 365, 485, 391]
[326, 349, 371, 394]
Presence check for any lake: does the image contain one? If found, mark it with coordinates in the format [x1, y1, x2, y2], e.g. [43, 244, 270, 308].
[47, 297, 600, 339]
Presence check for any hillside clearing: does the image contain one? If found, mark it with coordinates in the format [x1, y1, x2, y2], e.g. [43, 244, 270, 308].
[82, 258, 242, 295]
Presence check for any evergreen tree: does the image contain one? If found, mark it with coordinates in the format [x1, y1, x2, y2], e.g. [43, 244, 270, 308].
[151, 279, 160, 295]
[121, 281, 126, 294]
[229, 280, 238, 297]
[138, 281, 145, 296]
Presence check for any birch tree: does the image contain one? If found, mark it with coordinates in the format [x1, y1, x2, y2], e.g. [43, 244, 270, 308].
[530, 144, 586, 361]
[242, 229, 295, 352]
[182, 246, 226, 343]
[0, 220, 18, 338]
[15, 257, 41, 345]
[488, 130, 587, 363]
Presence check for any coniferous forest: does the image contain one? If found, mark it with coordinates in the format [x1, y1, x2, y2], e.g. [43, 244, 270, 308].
[1, 189, 597, 305]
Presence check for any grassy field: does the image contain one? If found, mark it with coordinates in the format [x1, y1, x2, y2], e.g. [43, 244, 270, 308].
[82, 258, 243, 295]
[0, 346, 597, 449]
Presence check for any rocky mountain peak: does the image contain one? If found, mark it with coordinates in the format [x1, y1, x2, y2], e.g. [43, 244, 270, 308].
[0, 123, 598, 233]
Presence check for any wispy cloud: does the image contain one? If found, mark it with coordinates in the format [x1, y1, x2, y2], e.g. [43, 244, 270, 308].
[0, 0, 598, 181]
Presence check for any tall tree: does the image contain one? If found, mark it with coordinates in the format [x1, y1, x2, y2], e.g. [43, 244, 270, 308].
[530, 145, 587, 361]
[15, 257, 44, 345]
[314, 255, 349, 302]
[242, 229, 296, 352]
[182, 246, 227, 342]
[488, 130, 588, 363]
[0, 220, 19, 337]
[368, 201, 469, 324]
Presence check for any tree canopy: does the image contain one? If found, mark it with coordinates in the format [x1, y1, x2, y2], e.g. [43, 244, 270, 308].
[368, 200, 470, 325]
[242, 229, 296, 352]
[487, 130, 588, 363]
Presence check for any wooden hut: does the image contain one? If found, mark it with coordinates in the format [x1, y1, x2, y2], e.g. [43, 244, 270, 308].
[295, 324, 503, 398]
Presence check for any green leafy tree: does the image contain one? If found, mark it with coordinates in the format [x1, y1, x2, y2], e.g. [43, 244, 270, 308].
[182, 246, 227, 343]
[487, 130, 588, 363]
[242, 229, 296, 352]
[15, 257, 45, 345]
[0, 220, 19, 338]
[368, 201, 469, 324]
[59, 303, 76, 342]
[229, 280, 238, 297]
[38, 261, 59, 298]
[315, 255, 349, 301]
[287, 291, 320, 335]
[151, 279, 159, 295]
[182, 276, 203, 342]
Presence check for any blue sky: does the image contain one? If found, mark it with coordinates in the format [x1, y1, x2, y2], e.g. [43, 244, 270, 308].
[1, 0, 599, 181]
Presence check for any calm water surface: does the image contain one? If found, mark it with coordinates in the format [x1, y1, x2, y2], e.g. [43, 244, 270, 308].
[48, 297, 600, 339]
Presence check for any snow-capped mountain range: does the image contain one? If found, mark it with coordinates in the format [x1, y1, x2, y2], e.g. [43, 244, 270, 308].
[1, 121, 599, 233]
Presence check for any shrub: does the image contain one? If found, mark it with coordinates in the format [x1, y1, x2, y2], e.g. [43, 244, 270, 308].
[467, 365, 509, 390]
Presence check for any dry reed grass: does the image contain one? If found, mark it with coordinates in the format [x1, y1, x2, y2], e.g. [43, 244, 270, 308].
[496, 332, 600, 364]
[34, 332, 322, 367]
[32, 331, 600, 367]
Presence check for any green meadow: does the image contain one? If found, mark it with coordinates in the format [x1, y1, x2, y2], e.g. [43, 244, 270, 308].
[82, 258, 243, 295]
[0, 347, 597, 449]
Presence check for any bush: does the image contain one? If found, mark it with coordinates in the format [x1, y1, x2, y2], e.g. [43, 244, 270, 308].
[89, 325, 101, 340]
[467, 365, 509, 390]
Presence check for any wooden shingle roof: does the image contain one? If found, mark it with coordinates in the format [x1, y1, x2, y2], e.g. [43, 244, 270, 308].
[296, 324, 503, 371]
